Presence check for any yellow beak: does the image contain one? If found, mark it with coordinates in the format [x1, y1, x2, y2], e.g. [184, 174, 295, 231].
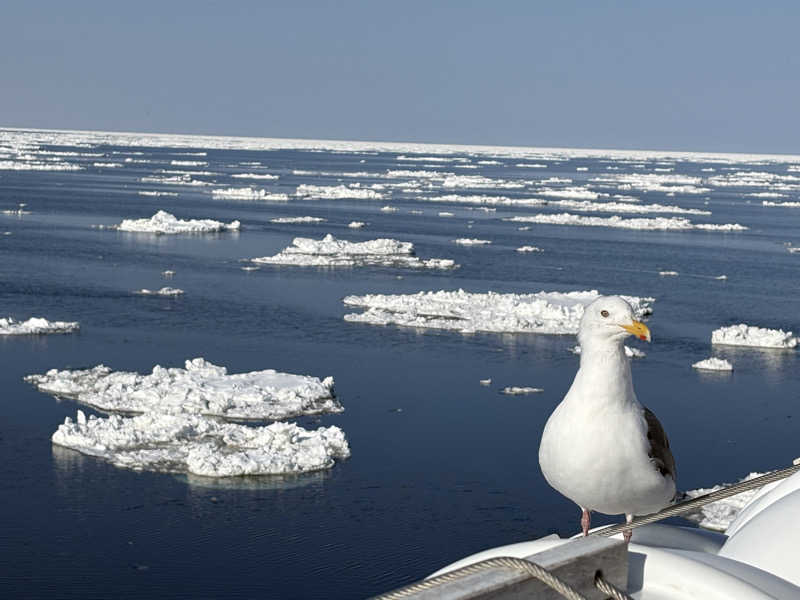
[621, 320, 651, 342]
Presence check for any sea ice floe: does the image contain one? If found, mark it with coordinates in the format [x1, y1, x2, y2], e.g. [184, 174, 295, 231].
[544, 199, 710, 216]
[0, 317, 80, 335]
[438, 212, 455, 217]
[516, 246, 543, 253]
[692, 357, 733, 371]
[659, 271, 679, 276]
[591, 173, 711, 195]
[505, 213, 747, 232]
[381, 206, 398, 213]
[213, 187, 286, 201]
[270, 216, 326, 224]
[140, 174, 211, 186]
[52, 412, 350, 477]
[114, 210, 240, 234]
[138, 190, 179, 197]
[423, 194, 546, 208]
[26, 357, 341, 421]
[711, 324, 797, 349]
[479, 378, 492, 386]
[135, 287, 184, 296]
[442, 175, 524, 189]
[250, 234, 457, 269]
[453, 238, 491, 245]
[344, 289, 653, 335]
[0, 160, 82, 171]
[682, 472, 772, 532]
[537, 187, 606, 200]
[501, 386, 543, 395]
[171, 160, 207, 167]
[93, 162, 122, 168]
[348, 221, 366, 228]
[162, 270, 175, 277]
[295, 184, 383, 200]
[230, 173, 279, 180]
[762, 200, 800, 208]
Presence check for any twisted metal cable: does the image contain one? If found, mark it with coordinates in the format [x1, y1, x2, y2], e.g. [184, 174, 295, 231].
[592, 463, 800, 538]
[594, 571, 633, 600]
[370, 555, 589, 600]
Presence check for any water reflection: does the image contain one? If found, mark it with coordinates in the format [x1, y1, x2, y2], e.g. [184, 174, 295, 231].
[179, 470, 328, 491]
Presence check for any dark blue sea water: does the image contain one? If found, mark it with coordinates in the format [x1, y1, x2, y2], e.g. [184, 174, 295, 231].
[1, 129, 799, 598]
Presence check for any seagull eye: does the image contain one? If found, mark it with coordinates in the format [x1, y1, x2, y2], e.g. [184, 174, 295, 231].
[600, 310, 609, 318]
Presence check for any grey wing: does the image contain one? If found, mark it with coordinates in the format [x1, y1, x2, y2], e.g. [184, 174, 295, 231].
[644, 407, 676, 482]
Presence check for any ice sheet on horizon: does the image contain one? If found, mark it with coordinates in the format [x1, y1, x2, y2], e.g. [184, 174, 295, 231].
[114, 210, 240, 234]
[711, 324, 797, 349]
[0, 317, 80, 336]
[505, 213, 747, 232]
[52, 412, 350, 477]
[250, 234, 457, 269]
[26, 357, 341, 421]
[343, 289, 654, 335]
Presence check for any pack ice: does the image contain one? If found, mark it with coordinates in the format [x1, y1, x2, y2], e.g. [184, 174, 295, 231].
[52, 411, 350, 477]
[26, 358, 341, 421]
[0, 317, 80, 335]
[250, 234, 457, 269]
[343, 289, 653, 335]
[28, 359, 349, 477]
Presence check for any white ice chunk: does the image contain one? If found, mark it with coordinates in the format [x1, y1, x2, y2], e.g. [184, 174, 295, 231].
[114, 210, 240, 234]
[453, 238, 491, 245]
[25, 357, 341, 421]
[230, 173, 279, 180]
[295, 184, 383, 200]
[270, 216, 326, 224]
[501, 386, 543, 395]
[250, 234, 457, 269]
[344, 289, 653, 335]
[213, 187, 286, 201]
[135, 287, 184, 296]
[479, 378, 492, 386]
[0, 316, 80, 335]
[711, 324, 797, 349]
[347, 221, 366, 228]
[659, 271, 679, 276]
[516, 246, 543, 253]
[52, 413, 349, 476]
[692, 357, 733, 371]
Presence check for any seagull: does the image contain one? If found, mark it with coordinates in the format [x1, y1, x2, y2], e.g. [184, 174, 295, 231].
[538, 295, 676, 543]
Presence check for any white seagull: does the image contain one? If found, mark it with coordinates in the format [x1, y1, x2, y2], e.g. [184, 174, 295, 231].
[538, 295, 676, 542]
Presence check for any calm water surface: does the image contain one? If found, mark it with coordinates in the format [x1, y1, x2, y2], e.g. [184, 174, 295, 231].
[1, 130, 799, 598]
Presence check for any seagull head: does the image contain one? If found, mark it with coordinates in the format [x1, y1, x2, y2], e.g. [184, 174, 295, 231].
[578, 296, 651, 346]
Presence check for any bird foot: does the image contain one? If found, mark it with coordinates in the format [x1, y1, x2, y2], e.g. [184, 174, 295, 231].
[581, 508, 590, 536]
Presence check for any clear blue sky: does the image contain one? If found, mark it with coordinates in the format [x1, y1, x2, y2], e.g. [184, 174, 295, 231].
[3, 1, 799, 153]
